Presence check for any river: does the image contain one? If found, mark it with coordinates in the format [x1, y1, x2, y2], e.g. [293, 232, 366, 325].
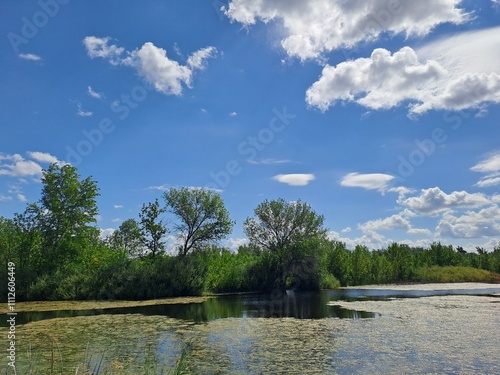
[1, 283, 499, 374]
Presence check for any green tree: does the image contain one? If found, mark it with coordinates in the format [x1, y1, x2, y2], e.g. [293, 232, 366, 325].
[30, 164, 100, 271]
[244, 198, 327, 251]
[139, 199, 167, 256]
[38, 164, 99, 248]
[164, 188, 234, 256]
[109, 218, 145, 258]
[244, 199, 328, 290]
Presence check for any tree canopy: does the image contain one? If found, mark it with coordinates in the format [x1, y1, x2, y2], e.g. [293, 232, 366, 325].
[244, 198, 327, 251]
[164, 187, 234, 255]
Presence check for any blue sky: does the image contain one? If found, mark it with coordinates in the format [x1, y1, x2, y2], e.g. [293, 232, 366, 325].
[1, 0, 500, 251]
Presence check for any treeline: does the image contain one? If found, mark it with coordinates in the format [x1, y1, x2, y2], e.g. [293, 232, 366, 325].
[0, 164, 499, 302]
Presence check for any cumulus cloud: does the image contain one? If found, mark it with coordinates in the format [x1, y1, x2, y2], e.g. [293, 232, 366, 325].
[223, 0, 467, 60]
[340, 172, 394, 192]
[83, 36, 216, 95]
[401, 187, 493, 215]
[471, 151, 500, 187]
[273, 173, 315, 186]
[307, 27, 500, 115]
[83, 36, 125, 64]
[0, 152, 64, 177]
[437, 205, 500, 238]
[359, 212, 412, 232]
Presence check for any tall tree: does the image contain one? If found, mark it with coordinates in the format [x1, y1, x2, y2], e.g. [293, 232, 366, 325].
[110, 218, 145, 258]
[38, 163, 100, 247]
[244, 198, 327, 252]
[244, 199, 328, 291]
[36, 163, 100, 268]
[163, 188, 234, 256]
[139, 199, 167, 256]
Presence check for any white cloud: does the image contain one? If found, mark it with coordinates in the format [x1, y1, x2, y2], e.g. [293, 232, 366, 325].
[27, 151, 59, 164]
[88, 86, 104, 99]
[407, 228, 433, 236]
[100, 228, 116, 239]
[76, 103, 93, 117]
[307, 27, 500, 115]
[0, 195, 12, 202]
[248, 158, 291, 165]
[401, 187, 492, 215]
[112, 218, 122, 223]
[437, 205, 500, 238]
[340, 172, 394, 192]
[223, 0, 467, 61]
[147, 183, 223, 193]
[83, 36, 216, 96]
[187, 46, 217, 70]
[17, 194, 27, 202]
[328, 229, 392, 250]
[19, 53, 42, 61]
[471, 151, 500, 187]
[471, 152, 500, 173]
[273, 173, 315, 186]
[0, 159, 42, 177]
[229, 111, 238, 117]
[83, 36, 125, 64]
[227, 237, 249, 251]
[113, 204, 124, 209]
[359, 212, 412, 232]
[341, 227, 351, 233]
[476, 177, 500, 188]
[0, 152, 64, 177]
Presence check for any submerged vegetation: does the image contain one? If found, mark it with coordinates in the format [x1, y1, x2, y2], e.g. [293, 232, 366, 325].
[1, 164, 499, 302]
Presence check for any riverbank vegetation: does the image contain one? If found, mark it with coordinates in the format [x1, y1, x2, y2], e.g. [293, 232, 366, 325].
[1, 164, 499, 302]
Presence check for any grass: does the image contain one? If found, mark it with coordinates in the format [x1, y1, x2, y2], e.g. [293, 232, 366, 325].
[414, 266, 500, 283]
[2, 341, 192, 375]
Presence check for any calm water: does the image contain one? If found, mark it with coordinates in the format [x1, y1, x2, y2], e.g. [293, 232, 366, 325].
[2, 284, 499, 374]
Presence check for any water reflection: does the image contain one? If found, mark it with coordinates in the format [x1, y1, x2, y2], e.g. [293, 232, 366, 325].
[1, 291, 377, 326]
[4, 286, 498, 326]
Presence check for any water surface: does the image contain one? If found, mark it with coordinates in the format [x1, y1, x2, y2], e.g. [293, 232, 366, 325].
[1, 283, 499, 374]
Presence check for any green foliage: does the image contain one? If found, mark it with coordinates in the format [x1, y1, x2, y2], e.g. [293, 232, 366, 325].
[164, 187, 234, 256]
[414, 266, 500, 283]
[1, 163, 499, 303]
[244, 198, 327, 251]
[109, 218, 145, 258]
[139, 199, 168, 256]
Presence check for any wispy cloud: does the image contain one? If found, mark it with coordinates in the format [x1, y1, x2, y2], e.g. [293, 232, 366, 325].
[113, 204, 124, 209]
[147, 183, 223, 193]
[248, 158, 291, 165]
[19, 53, 42, 61]
[471, 151, 500, 187]
[88, 86, 104, 99]
[76, 102, 93, 117]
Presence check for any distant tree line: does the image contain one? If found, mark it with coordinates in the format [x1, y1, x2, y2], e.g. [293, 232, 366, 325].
[1, 164, 499, 301]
